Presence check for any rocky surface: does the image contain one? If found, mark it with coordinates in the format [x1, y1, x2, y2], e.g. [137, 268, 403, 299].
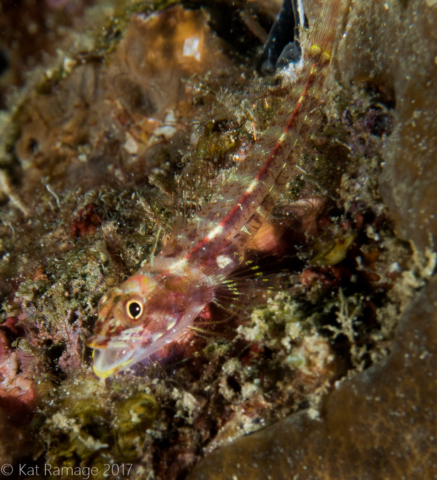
[0, 0, 436, 478]
[188, 0, 437, 478]
[189, 275, 437, 480]
[334, 0, 437, 252]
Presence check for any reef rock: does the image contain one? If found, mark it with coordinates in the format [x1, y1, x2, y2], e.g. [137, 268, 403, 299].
[334, 0, 437, 251]
[188, 0, 437, 478]
[189, 275, 437, 479]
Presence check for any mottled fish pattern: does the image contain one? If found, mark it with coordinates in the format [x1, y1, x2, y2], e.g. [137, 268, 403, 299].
[88, 0, 344, 378]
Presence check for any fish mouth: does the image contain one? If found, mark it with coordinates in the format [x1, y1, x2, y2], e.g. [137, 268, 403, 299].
[91, 342, 138, 379]
[87, 334, 110, 349]
[88, 328, 171, 378]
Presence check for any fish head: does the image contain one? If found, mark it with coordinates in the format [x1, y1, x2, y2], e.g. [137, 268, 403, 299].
[87, 263, 212, 378]
[87, 273, 166, 378]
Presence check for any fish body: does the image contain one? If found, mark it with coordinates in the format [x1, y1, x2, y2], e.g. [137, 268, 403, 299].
[88, 0, 344, 378]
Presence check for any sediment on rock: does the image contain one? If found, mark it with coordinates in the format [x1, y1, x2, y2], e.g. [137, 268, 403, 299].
[189, 0, 437, 477]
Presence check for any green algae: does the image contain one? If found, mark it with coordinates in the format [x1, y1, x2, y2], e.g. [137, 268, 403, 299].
[41, 375, 159, 475]
[114, 393, 159, 460]
[310, 231, 357, 266]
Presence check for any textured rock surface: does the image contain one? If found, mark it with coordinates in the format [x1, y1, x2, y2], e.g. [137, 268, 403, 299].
[188, 0, 437, 478]
[0, 0, 104, 109]
[335, 0, 437, 251]
[0, 408, 35, 464]
[1, 0, 436, 476]
[189, 275, 437, 480]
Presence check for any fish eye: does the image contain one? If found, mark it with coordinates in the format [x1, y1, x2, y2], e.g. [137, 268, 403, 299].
[126, 300, 143, 320]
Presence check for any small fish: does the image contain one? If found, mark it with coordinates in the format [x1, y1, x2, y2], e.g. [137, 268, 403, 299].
[87, 0, 344, 378]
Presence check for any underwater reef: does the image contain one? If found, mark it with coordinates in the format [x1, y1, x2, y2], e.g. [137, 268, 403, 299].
[0, 0, 436, 478]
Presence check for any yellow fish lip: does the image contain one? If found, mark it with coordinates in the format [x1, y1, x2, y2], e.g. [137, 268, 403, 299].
[92, 349, 135, 379]
[89, 326, 167, 378]
[92, 344, 137, 379]
[87, 334, 109, 349]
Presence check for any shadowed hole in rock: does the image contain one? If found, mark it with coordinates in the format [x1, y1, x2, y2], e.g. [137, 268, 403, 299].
[27, 138, 40, 154]
[226, 376, 242, 394]
[115, 77, 157, 117]
[0, 50, 8, 76]
[367, 108, 394, 137]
